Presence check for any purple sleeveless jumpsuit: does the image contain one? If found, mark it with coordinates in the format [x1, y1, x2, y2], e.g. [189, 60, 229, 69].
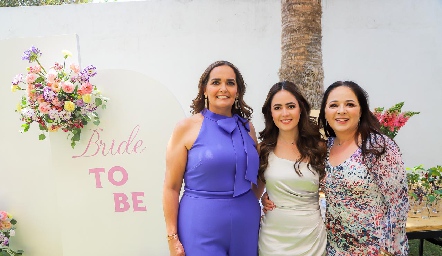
[177, 109, 260, 256]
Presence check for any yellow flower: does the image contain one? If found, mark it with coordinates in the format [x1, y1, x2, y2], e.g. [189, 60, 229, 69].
[7, 213, 12, 219]
[82, 94, 91, 103]
[48, 125, 59, 132]
[16, 103, 22, 112]
[62, 50, 72, 59]
[64, 101, 76, 112]
[11, 85, 18, 92]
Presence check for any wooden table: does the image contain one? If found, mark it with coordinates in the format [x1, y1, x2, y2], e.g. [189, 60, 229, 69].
[406, 215, 442, 256]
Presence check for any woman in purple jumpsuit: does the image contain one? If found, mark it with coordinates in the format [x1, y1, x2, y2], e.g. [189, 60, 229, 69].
[163, 60, 260, 256]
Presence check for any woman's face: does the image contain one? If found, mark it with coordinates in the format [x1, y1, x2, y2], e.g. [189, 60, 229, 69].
[204, 65, 238, 115]
[270, 89, 301, 133]
[324, 86, 361, 136]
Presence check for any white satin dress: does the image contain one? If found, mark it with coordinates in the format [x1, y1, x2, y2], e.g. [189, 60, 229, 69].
[258, 152, 326, 256]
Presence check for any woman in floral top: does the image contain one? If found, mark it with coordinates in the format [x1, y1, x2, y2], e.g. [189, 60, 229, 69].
[318, 81, 409, 255]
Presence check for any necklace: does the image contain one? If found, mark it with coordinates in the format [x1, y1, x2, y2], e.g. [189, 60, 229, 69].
[278, 138, 295, 145]
[335, 138, 352, 146]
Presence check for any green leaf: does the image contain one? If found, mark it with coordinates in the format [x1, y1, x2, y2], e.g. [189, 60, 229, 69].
[21, 123, 30, 132]
[10, 219, 17, 225]
[39, 134, 46, 140]
[35, 76, 45, 83]
[427, 194, 436, 203]
[93, 119, 100, 126]
[39, 123, 47, 131]
[95, 98, 102, 106]
[72, 132, 81, 142]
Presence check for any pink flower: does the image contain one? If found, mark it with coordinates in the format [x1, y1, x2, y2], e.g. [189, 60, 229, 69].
[54, 62, 63, 71]
[78, 82, 93, 95]
[26, 73, 37, 83]
[37, 96, 45, 104]
[0, 211, 7, 221]
[29, 65, 41, 73]
[61, 81, 75, 93]
[52, 97, 63, 107]
[51, 82, 61, 93]
[46, 69, 57, 83]
[70, 63, 80, 74]
[38, 102, 51, 114]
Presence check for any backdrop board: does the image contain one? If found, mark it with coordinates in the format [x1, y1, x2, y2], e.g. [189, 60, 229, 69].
[0, 35, 185, 255]
[0, 34, 79, 256]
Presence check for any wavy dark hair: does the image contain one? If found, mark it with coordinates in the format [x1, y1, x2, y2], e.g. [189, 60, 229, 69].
[258, 81, 326, 182]
[190, 60, 253, 120]
[318, 81, 387, 166]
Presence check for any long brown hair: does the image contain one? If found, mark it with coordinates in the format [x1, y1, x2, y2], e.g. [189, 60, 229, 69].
[318, 81, 387, 165]
[190, 60, 253, 120]
[258, 81, 326, 182]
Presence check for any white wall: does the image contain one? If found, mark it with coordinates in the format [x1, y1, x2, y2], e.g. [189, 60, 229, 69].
[0, 1, 281, 255]
[322, 0, 442, 168]
[0, 0, 441, 255]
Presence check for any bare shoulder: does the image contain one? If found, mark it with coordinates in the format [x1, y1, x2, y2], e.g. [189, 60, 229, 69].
[172, 113, 204, 150]
[257, 142, 262, 154]
[247, 121, 258, 145]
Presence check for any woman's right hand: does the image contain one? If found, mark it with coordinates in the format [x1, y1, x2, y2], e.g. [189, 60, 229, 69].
[168, 237, 185, 256]
[261, 192, 275, 214]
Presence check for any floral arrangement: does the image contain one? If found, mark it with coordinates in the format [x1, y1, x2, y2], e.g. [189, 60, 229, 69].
[11, 46, 108, 148]
[407, 165, 442, 219]
[407, 165, 442, 204]
[0, 211, 23, 256]
[373, 102, 419, 139]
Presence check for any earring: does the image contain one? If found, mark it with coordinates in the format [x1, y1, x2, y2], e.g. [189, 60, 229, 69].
[325, 120, 328, 127]
[204, 96, 208, 109]
[235, 98, 239, 109]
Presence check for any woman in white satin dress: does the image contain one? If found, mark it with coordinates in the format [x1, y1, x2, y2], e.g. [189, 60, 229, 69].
[254, 81, 327, 256]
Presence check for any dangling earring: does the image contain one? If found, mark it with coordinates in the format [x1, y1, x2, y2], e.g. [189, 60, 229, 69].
[325, 120, 328, 127]
[235, 97, 239, 109]
[204, 95, 208, 109]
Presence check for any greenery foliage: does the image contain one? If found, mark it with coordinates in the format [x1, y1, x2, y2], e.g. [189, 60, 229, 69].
[0, 0, 92, 7]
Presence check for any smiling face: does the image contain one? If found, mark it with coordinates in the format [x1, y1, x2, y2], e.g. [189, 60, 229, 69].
[204, 65, 238, 116]
[270, 89, 301, 133]
[324, 86, 361, 136]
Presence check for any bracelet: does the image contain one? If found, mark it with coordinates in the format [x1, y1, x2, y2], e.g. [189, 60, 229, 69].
[167, 233, 178, 241]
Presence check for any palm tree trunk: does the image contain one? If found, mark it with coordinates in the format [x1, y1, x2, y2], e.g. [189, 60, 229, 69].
[279, 0, 324, 109]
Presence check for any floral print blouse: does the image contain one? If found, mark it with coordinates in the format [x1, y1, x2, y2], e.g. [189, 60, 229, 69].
[324, 134, 409, 255]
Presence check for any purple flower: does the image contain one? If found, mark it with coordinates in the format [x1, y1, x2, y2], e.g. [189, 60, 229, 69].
[22, 46, 42, 63]
[43, 86, 56, 101]
[12, 74, 23, 85]
[79, 65, 97, 82]
[1, 236, 9, 246]
[76, 99, 85, 107]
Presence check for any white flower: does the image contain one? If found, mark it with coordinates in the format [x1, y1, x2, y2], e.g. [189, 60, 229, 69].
[9, 230, 15, 236]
